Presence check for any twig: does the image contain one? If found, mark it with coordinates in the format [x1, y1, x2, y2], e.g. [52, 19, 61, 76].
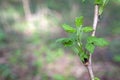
[86, 5, 99, 80]
[92, 5, 99, 37]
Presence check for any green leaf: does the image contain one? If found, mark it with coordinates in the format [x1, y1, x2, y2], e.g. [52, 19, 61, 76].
[94, 0, 102, 5]
[82, 26, 93, 32]
[98, 0, 109, 15]
[56, 38, 73, 47]
[94, 77, 100, 80]
[75, 47, 88, 62]
[62, 24, 76, 33]
[87, 36, 97, 43]
[85, 43, 95, 53]
[103, 0, 109, 6]
[79, 52, 86, 61]
[75, 16, 83, 27]
[83, 53, 89, 59]
[87, 36, 109, 47]
[94, 38, 109, 47]
[99, 6, 104, 15]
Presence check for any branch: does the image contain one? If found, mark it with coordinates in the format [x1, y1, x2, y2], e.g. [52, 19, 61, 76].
[92, 5, 99, 36]
[86, 5, 99, 80]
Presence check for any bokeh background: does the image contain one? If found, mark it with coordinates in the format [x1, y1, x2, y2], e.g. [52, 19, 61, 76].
[0, 0, 120, 80]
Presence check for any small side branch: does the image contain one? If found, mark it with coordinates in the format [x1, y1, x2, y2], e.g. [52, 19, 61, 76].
[86, 5, 99, 80]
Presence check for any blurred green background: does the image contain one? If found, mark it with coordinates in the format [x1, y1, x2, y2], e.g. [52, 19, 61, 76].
[0, 0, 120, 80]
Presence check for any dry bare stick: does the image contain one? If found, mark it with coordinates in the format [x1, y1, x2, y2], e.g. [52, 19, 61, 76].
[86, 5, 99, 80]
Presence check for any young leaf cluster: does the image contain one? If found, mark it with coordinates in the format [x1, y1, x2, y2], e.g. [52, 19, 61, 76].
[56, 16, 109, 63]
